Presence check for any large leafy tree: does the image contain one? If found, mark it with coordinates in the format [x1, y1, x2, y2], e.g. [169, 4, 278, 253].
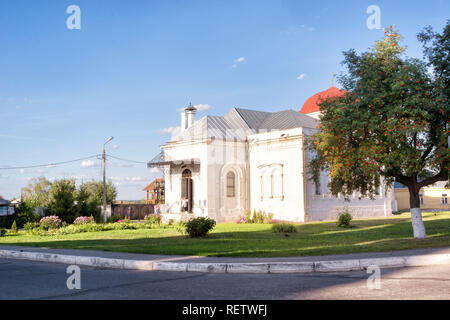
[48, 179, 77, 223]
[309, 25, 449, 239]
[75, 183, 101, 222]
[82, 180, 118, 205]
[22, 176, 52, 207]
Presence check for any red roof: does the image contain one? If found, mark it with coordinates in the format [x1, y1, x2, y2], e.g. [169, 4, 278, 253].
[300, 86, 346, 114]
[143, 178, 164, 191]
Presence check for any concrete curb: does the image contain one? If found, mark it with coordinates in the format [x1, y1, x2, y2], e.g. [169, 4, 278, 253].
[1, 249, 449, 274]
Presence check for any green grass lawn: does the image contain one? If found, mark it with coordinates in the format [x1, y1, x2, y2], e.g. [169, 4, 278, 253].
[1, 211, 450, 257]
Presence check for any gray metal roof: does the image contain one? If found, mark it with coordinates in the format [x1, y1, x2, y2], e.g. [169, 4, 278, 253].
[170, 107, 318, 142]
[259, 110, 318, 130]
[0, 199, 11, 206]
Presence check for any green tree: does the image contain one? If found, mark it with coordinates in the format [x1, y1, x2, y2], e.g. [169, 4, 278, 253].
[83, 180, 118, 205]
[308, 25, 449, 239]
[11, 220, 17, 233]
[75, 183, 101, 222]
[15, 201, 40, 227]
[48, 179, 77, 223]
[22, 176, 52, 207]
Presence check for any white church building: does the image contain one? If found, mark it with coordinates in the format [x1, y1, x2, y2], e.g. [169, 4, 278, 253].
[148, 87, 394, 223]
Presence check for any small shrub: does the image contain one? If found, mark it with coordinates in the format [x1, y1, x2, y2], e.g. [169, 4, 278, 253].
[0, 228, 6, 237]
[236, 217, 246, 224]
[337, 210, 353, 228]
[24, 222, 40, 231]
[175, 221, 187, 234]
[11, 220, 18, 233]
[167, 219, 175, 226]
[144, 214, 162, 227]
[244, 210, 252, 223]
[107, 214, 122, 223]
[184, 217, 216, 237]
[272, 223, 297, 233]
[39, 216, 62, 230]
[73, 216, 95, 225]
[264, 212, 274, 224]
[15, 202, 40, 227]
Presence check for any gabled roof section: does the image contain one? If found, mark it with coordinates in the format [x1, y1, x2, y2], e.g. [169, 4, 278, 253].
[170, 115, 248, 142]
[232, 108, 271, 130]
[260, 110, 319, 130]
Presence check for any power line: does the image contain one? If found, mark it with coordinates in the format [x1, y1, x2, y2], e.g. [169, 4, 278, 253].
[106, 154, 147, 164]
[0, 154, 101, 170]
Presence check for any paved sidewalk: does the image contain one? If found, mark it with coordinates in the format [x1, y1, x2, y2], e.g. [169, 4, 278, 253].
[1, 244, 449, 274]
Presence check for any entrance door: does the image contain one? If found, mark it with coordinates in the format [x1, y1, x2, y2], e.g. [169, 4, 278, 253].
[181, 169, 193, 213]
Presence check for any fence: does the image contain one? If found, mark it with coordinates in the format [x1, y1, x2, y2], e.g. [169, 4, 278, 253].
[111, 203, 155, 220]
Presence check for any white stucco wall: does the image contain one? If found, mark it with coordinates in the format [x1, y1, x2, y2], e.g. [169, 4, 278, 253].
[248, 128, 307, 222]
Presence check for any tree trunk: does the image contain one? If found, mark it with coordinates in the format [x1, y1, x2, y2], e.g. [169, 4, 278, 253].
[408, 185, 426, 239]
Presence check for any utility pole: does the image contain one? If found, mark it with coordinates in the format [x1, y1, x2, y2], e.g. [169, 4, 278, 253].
[103, 137, 114, 224]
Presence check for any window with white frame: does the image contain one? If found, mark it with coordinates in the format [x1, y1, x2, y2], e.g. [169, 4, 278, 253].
[226, 171, 235, 197]
[419, 194, 424, 206]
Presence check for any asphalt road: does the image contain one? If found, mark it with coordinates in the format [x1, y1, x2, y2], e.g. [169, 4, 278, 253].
[0, 258, 449, 300]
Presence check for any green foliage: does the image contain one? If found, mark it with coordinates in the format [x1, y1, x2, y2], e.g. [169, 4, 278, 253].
[241, 210, 274, 224]
[75, 184, 101, 222]
[82, 180, 118, 205]
[24, 222, 40, 231]
[106, 214, 122, 223]
[0, 228, 6, 237]
[144, 214, 162, 227]
[337, 210, 353, 228]
[308, 25, 449, 206]
[175, 221, 187, 234]
[47, 179, 77, 223]
[11, 220, 18, 233]
[15, 201, 40, 227]
[272, 223, 297, 233]
[0, 214, 15, 229]
[21, 176, 52, 207]
[184, 217, 216, 237]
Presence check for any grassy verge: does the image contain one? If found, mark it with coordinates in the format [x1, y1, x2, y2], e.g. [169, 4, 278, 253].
[0, 211, 449, 257]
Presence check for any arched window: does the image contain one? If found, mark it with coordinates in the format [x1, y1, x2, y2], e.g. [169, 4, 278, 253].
[226, 171, 235, 197]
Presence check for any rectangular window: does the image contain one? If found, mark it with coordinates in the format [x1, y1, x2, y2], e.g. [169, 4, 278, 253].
[419, 194, 424, 206]
[270, 175, 274, 198]
[260, 176, 264, 200]
[442, 194, 448, 205]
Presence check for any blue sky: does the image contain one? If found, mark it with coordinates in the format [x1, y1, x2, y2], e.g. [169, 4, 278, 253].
[0, 0, 449, 200]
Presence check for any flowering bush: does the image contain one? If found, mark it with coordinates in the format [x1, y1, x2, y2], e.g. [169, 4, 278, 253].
[39, 216, 63, 230]
[73, 216, 95, 225]
[236, 218, 247, 224]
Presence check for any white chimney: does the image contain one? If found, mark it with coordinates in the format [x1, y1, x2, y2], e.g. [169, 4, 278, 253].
[181, 103, 197, 131]
[181, 111, 187, 132]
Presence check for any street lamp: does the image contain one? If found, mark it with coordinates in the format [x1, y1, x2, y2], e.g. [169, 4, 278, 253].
[103, 136, 114, 224]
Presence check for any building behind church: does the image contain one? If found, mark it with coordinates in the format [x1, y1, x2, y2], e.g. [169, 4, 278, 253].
[148, 87, 395, 223]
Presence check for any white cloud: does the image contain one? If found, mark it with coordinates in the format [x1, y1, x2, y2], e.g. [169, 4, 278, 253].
[159, 126, 181, 135]
[112, 145, 119, 149]
[19, 169, 25, 174]
[176, 104, 213, 113]
[232, 57, 246, 68]
[80, 160, 100, 168]
[194, 104, 212, 111]
[297, 73, 307, 80]
[150, 167, 162, 173]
